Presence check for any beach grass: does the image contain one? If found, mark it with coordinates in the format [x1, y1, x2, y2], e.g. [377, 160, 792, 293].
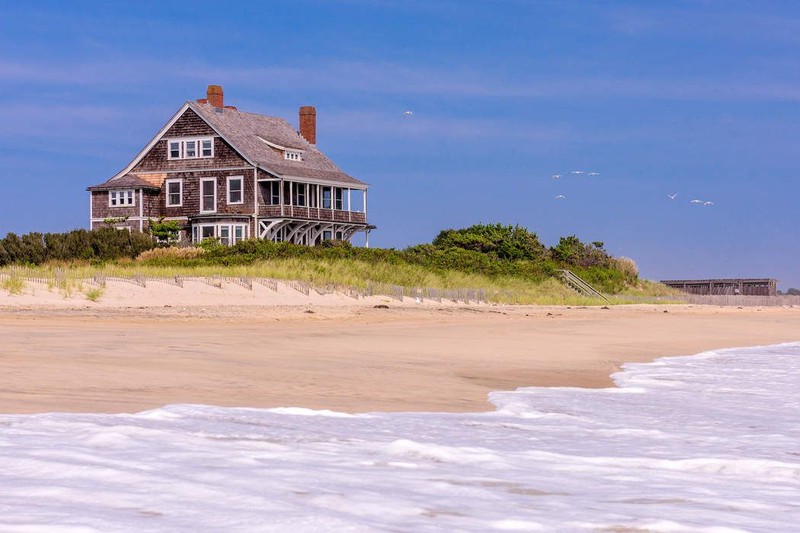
[1, 274, 26, 295]
[1, 260, 680, 306]
[83, 286, 104, 302]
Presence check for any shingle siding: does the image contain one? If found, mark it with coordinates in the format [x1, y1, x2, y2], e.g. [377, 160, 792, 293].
[132, 137, 248, 173]
[158, 172, 256, 219]
[164, 108, 216, 137]
[92, 191, 138, 220]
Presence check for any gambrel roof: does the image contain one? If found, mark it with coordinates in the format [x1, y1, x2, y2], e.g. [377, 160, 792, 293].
[89, 99, 366, 191]
[190, 102, 365, 186]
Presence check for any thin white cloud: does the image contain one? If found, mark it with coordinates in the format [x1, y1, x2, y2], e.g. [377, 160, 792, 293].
[605, 3, 800, 44]
[168, 60, 800, 103]
[0, 103, 130, 140]
[3, 58, 800, 103]
[318, 109, 571, 143]
[181, 61, 800, 102]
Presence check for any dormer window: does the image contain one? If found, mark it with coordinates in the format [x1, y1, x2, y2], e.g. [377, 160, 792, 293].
[167, 137, 214, 160]
[256, 135, 305, 161]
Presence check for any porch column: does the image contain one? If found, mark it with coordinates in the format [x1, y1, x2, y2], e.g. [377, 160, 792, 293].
[280, 180, 284, 217]
[253, 167, 258, 239]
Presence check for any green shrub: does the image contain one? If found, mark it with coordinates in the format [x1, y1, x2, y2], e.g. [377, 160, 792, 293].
[432, 223, 549, 261]
[0, 228, 156, 266]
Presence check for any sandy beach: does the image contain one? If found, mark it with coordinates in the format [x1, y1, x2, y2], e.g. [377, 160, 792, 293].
[1, 279, 799, 414]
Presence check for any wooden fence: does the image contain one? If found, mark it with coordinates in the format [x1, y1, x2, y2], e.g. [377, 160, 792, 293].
[0, 268, 489, 304]
[674, 294, 800, 307]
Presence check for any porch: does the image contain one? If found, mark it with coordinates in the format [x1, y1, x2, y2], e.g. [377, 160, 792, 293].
[256, 179, 370, 245]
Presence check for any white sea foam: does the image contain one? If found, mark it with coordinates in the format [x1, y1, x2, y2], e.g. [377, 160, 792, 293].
[2, 343, 799, 531]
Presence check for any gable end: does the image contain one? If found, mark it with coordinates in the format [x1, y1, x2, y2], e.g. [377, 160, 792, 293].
[164, 108, 216, 137]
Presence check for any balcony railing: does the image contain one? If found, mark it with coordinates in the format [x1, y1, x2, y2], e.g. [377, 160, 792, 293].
[259, 204, 367, 224]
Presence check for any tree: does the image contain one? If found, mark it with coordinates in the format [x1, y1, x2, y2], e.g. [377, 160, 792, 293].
[551, 235, 611, 268]
[148, 218, 182, 246]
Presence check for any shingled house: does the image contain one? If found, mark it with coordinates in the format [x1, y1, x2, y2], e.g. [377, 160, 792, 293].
[88, 85, 372, 246]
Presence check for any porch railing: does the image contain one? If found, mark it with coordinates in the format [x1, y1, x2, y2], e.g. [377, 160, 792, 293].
[259, 204, 367, 224]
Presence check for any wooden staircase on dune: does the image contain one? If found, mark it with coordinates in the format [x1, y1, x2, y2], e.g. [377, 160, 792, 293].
[558, 269, 611, 303]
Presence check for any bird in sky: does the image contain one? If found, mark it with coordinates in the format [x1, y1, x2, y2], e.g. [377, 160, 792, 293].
[403, 110, 413, 116]
[690, 199, 703, 204]
[555, 194, 566, 200]
[703, 201, 714, 206]
[667, 193, 678, 200]
[551, 174, 561, 179]
[571, 170, 585, 175]
[587, 171, 600, 176]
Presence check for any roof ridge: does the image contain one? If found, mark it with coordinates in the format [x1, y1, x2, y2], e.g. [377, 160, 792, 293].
[193, 100, 293, 124]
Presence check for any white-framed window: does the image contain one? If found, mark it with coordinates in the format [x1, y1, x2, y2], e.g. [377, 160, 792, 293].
[201, 178, 217, 212]
[109, 189, 135, 207]
[293, 182, 306, 206]
[192, 223, 248, 245]
[185, 140, 197, 158]
[227, 176, 243, 204]
[201, 139, 213, 157]
[219, 225, 230, 245]
[167, 137, 214, 160]
[165, 179, 182, 207]
[268, 182, 280, 205]
[285, 150, 302, 161]
[308, 184, 318, 208]
[169, 141, 181, 159]
[322, 187, 332, 209]
[334, 188, 343, 210]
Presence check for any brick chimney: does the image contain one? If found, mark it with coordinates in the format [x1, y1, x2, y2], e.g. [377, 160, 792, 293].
[299, 106, 316, 144]
[206, 85, 224, 108]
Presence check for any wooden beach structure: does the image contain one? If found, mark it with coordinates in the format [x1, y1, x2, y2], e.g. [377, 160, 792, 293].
[661, 278, 778, 296]
[88, 85, 374, 246]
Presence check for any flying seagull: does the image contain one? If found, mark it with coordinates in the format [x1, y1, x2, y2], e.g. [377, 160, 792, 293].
[703, 201, 714, 206]
[690, 199, 703, 204]
[667, 193, 678, 200]
[571, 170, 585, 175]
[551, 174, 561, 179]
[403, 110, 413, 116]
[587, 171, 600, 176]
[555, 194, 566, 200]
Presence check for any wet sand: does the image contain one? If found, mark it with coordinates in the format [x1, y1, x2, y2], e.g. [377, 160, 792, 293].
[2, 290, 798, 413]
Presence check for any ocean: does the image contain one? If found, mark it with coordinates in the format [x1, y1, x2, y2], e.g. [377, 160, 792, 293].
[2, 342, 799, 532]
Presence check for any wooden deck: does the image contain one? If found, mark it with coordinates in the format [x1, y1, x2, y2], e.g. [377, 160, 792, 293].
[661, 278, 778, 296]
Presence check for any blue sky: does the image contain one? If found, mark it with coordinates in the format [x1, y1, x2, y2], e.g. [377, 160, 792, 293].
[1, 0, 798, 288]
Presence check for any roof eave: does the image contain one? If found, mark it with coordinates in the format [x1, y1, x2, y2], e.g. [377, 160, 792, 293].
[256, 166, 368, 189]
